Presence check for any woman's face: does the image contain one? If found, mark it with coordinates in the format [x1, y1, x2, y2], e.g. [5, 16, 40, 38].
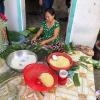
[45, 12, 55, 22]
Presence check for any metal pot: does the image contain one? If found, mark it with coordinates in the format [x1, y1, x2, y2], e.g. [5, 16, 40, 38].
[6, 50, 38, 72]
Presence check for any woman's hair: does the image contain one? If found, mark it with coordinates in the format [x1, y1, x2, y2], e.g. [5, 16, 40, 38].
[45, 8, 56, 17]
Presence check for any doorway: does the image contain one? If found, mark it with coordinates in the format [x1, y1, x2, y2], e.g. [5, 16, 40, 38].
[25, 0, 41, 27]
[25, 0, 71, 41]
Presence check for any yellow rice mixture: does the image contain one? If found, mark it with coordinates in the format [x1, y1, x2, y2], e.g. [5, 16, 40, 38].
[39, 73, 54, 87]
[50, 56, 70, 68]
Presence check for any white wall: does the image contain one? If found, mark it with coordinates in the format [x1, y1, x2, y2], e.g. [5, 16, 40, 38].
[70, 0, 100, 48]
[5, 0, 26, 32]
[5, 0, 19, 31]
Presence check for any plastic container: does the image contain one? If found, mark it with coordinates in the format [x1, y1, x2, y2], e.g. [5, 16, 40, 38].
[23, 63, 58, 91]
[58, 70, 68, 85]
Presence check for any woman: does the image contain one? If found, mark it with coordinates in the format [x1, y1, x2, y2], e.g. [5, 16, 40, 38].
[31, 8, 60, 46]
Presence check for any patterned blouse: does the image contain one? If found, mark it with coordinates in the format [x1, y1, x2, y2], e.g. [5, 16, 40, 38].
[41, 20, 61, 44]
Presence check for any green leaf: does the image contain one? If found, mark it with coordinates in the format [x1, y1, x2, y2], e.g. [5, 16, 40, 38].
[62, 44, 72, 52]
[93, 60, 100, 69]
[70, 66, 80, 71]
[7, 31, 21, 42]
[20, 30, 30, 37]
[73, 73, 80, 86]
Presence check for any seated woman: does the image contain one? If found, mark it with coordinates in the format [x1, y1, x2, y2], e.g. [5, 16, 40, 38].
[31, 8, 61, 46]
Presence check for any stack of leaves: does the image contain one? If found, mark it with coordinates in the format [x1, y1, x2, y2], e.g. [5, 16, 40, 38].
[7, 31, 22, 42]
[7, 27, 39, 44]
[80, 56, 100, 69]
[0, 43, 48, 60]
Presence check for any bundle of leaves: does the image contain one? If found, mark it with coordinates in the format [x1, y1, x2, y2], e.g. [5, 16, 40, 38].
[0, 42, 77, 62]
[0, 44, 26, 59]
[62, 42, 76, 54]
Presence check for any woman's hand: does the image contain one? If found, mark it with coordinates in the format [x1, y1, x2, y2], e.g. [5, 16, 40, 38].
[40, 41, 47, 46]
[31, 27, 43, 44]
[31, 37, 37, 44]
